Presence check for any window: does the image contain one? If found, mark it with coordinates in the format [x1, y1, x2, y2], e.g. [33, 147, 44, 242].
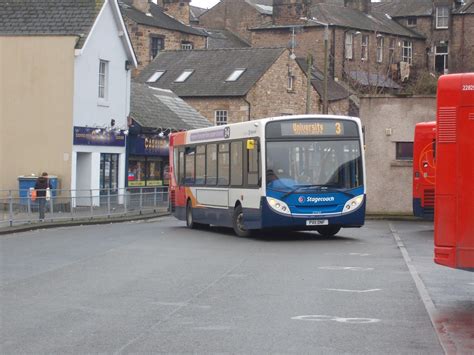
[435, 45, 449, 74]
[361, 35, 369, 61]
[407, 17, 417, 26]
[98, 60, 108, 100]
[436, 6, 449, 29]
[175, 69, 194, 82]
[231, 141, 243, 186]
[146, 70, 165, 83]
[396, 142, 413, 160]
[226, 69, 246, 82]
[345, 33, 353, 59]
[287, 73, 295, 91]
[376, 36, 384, 63]
[181, 41, 193, 50]
[402, 40, 412, 64]
[150, 36, 164, 60]
[215, 110, 228, 125]
[178, 149, 185, 184]
[195, 145, 206, 184]
[206, 143, 217, 185]
[217, 143, 229, 185]
[388, 38, 395, 64]
[247, 139, 259, 186]
[185, 146, 195, 184]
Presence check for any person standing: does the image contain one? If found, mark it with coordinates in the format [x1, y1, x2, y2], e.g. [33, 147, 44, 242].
[34, 172, 52, 221]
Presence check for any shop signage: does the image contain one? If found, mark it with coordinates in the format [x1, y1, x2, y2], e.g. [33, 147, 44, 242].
[128, 134, 169, 156]
[73, 126, 126, 147]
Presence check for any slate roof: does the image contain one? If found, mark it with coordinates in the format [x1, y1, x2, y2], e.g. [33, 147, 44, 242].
[119, 0, 206, 36]
[190, 5, 207, 22]
[371, 0, 433, 17]
[0, 0, 104, 48]
[245, 0, 273, 15]
[295, 58, 351, 101]
[206, 29, 251, 49]
[309, 3, 425, 38]
[136, 47, 286, 97]
[453, 0, 474, 14]
[130, 83, 211, 130]
[348, 70, 401, 89]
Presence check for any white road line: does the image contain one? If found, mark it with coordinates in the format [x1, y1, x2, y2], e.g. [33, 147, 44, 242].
[323, 288, 381, 293]
[318, 266, 374, 271]
[291, 315, 380, 324]
[388, 222, 448, 354]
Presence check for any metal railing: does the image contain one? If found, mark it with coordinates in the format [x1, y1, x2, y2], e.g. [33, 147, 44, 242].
[0, 187, 169, 228]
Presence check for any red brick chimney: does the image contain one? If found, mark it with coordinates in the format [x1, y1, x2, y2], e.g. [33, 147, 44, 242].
[132, 0, 150, 13]
[344, 0, 371, 13]
[162, 0, 191, 25]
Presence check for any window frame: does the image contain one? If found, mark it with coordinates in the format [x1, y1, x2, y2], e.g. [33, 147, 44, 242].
[402, 40, 413, 65]
[396, 142, 414, 161]
[436, 6, 449, 29]
[150, 36, 165, 60]
[226, 69, 246, 82]
[345, 32, 353, 60]
[388, 38, 395, 64]
[361, 34, 369, 61]
[376, 36, 384, 63]
[175, 69, 194, 83]
[215, 110, 228, 126]
[181, 41, 193, 50]
[146, 70, 166, 83]
[98, 59, 108, 101]
[407, 17, 417, 27]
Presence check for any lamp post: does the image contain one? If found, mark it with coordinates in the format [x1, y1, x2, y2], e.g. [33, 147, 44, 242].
[302, 17, 329, 114]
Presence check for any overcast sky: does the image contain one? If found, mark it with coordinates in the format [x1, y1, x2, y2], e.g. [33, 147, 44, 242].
[190, 0, 220, 9]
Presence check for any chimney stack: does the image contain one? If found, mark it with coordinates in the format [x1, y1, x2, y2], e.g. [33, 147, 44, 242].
[132, 0, 150, 13]
[162, 0, 191, 25]
[344, 0, 371, 14]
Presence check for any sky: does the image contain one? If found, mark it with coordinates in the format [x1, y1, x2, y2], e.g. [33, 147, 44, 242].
[190, 0, 220, 9]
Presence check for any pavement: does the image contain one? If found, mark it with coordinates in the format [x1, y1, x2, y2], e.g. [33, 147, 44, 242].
[1, 217, 472, 353]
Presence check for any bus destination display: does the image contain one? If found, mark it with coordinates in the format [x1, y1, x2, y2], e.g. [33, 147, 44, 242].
[266, 119, 358, 138]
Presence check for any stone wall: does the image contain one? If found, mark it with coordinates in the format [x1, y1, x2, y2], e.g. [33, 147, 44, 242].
[359, 96, 437, 214]
[450, 14, 474, 73]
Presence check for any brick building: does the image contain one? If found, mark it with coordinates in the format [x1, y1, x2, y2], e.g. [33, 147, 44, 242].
[120, 0, 207, 75]
[450, 1, 474, 72]
[136, 47, 322, 124]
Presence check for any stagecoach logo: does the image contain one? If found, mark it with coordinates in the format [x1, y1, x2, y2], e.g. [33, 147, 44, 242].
[299, 196, 335, 203]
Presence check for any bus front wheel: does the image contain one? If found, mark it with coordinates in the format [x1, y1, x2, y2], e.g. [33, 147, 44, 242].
[316, 226, 341, 237]
[233, 205, 251, 238]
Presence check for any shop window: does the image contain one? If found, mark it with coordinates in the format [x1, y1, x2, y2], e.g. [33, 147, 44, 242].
[217, 143, 229, 185]
[100, 153, 119, 191]
[195, 145, 206, 185]
[230, 141, 243, 186]
[206, 143, 217, 185]
[396, 142, 413, 160]
[147, 159, 162, 186]
[128, 158, 146, 187]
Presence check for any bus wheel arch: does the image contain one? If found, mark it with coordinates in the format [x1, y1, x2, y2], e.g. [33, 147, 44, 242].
[316, 225, 341, 237]
[232, 203, 251, 238]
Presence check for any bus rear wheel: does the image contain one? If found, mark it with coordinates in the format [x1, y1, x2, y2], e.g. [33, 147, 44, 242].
[316, 226, 341, 237]
[233, 205, 251, 238]
[186, 201, 208, 229]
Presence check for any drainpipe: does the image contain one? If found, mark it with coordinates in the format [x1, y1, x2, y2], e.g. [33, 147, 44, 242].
[244, 97, 252, 121]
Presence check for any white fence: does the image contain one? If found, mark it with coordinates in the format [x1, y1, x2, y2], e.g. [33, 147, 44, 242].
[0, 187, 169, 228]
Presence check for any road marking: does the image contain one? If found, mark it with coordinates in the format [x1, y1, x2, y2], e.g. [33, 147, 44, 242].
[323, 288, 381, 293]
[291, 315, 380, 324]
[324, 252, 371, 257]
[388, 222, 448, 354]
[318, 266, 374, 271]
[349, 253, 371, 256]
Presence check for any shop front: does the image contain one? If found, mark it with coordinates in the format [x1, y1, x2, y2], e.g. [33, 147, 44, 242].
[127, 134, 170, 187]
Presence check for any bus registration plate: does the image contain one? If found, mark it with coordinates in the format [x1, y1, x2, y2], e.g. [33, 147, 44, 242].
[306, 219, 328, 226]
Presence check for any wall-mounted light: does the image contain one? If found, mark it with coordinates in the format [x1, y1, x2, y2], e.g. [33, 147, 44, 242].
[125, 60, 131, 71]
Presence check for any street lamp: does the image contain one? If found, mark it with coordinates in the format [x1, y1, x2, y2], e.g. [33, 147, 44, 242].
[301, 17, 329, 114]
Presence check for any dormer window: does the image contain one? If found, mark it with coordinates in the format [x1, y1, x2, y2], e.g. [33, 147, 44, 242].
[175, 70, 194, 82]
[226, 69, 246, 82]
[146, 70, 165, 83]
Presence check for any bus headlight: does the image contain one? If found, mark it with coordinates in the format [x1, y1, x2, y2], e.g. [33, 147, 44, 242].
[266, 197, 291, 215]
[343, 195, 364, 214]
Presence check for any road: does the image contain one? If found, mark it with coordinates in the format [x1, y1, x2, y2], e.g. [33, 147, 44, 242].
[1, 217, 472, 354]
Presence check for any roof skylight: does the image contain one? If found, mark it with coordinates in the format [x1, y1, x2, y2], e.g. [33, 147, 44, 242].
[175, 70, 194, 82]
[226, 69, 246, 82]
[146, 70, 165, 83]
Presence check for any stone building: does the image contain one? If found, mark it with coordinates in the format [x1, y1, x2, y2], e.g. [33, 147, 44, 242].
[120, 0, 207, 76]
[136, 47, 322, 124]
[450, 1, 474, 72]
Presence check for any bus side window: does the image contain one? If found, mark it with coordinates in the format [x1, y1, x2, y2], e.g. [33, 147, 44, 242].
[178, 149, 185, 185]
[195, 145, 206, 185]
[218, 143, 230, 186]
[206, 143, 217, 185]
[231, 141, 243, 186]
[247, 139, 259, 187]
[185, 146, 196, 185]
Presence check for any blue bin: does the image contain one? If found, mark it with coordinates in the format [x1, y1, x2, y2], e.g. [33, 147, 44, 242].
[18, 176, 58, 205]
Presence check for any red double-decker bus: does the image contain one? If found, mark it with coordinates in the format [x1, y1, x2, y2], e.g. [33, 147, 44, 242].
[434, 73, 474, 271]
[412, 121, 436, 220]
